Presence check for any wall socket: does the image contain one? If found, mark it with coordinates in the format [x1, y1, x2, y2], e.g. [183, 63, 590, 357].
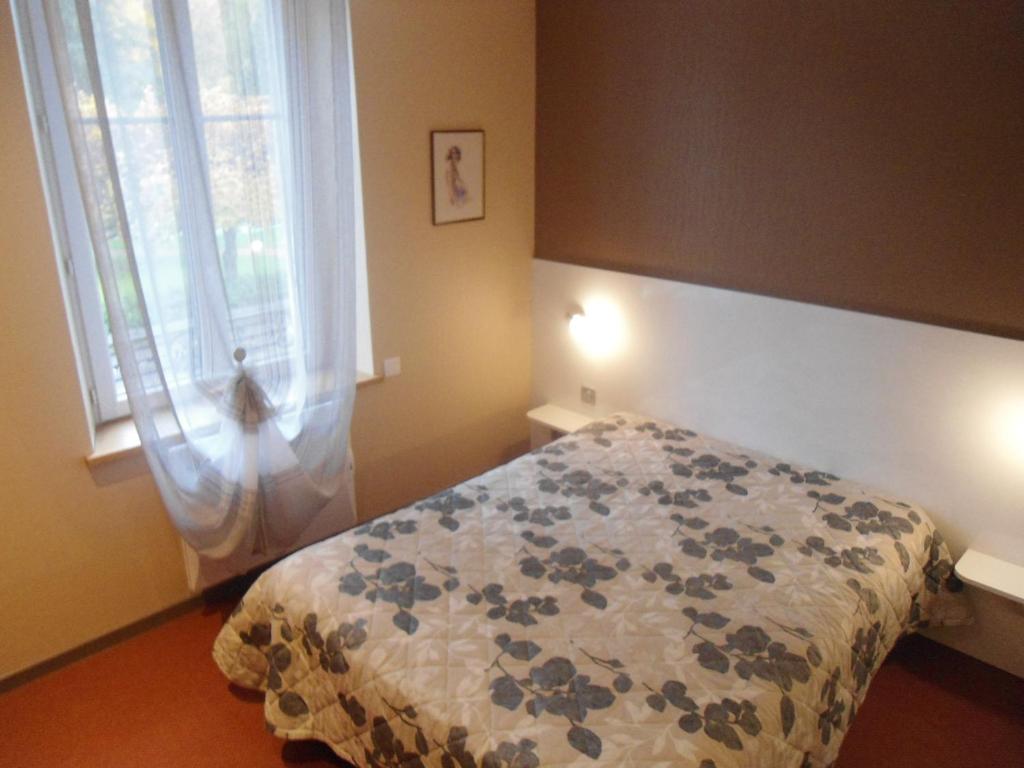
[580, 386, 597, 405]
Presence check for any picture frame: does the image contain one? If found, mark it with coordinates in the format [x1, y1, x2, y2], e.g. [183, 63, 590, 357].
[431, 129, 485, 225]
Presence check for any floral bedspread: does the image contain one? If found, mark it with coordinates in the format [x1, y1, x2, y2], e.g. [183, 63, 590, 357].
[213, 413, 970, 767]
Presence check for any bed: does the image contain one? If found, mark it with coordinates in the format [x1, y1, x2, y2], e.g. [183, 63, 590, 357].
[214, 413, 971, 767]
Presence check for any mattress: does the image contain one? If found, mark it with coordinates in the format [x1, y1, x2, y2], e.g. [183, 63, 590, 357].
[214, 413, 971, 767]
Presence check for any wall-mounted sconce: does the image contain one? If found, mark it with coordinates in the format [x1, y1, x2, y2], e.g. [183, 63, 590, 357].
[566, 298, 626, 361]
[568, 309, 589, 341]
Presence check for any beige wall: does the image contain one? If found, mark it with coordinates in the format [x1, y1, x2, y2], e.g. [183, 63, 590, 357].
[349, 0, 535, 519]
[0, 0, 534, 681]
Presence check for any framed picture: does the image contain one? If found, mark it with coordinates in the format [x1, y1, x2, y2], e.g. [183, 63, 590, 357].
[431, 129, 485, 225]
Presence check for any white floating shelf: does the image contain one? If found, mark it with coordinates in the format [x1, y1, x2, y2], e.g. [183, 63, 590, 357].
[955, 549, 1024, 605]
[527, 404, 594, 434]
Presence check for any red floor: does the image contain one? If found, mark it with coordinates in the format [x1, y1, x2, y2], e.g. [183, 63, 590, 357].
[836, 633, 1024, 767]
[1, 601, 1021, 767]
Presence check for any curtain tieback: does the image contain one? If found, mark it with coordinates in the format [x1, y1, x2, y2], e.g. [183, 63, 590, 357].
[222, 356, 275, 428]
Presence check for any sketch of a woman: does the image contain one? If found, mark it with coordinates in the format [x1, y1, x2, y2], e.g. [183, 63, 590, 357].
[445, 145, 469, 206]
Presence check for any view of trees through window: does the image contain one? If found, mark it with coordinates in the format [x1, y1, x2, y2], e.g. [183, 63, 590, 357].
[59, 0, 294, 398]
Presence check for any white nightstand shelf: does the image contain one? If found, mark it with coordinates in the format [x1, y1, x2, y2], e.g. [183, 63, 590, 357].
[527, 404, 594, 449]
[954, 549, 1024, 605]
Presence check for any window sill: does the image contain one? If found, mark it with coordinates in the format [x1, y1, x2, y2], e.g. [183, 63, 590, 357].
[85, 370, 384, 468]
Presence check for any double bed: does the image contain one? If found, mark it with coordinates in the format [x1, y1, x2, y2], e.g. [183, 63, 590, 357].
[214, 413, 970, 767]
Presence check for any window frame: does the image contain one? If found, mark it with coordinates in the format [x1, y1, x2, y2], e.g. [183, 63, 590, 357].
[16, 0, 128, 422]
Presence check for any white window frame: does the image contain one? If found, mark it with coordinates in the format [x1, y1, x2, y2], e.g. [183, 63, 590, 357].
[13, 0, 373, 425]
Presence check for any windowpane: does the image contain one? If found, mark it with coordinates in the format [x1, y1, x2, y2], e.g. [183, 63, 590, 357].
[17, 0, 372, 423]
[189, 0, 296, 372]
[88, 0, 181, 397]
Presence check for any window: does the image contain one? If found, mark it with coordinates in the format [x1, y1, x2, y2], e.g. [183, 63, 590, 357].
[15, 0, 372, 424]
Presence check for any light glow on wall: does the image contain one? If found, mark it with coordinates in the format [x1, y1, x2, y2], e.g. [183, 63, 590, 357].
[992, 397, 1024, 466]
[568, 297, 627, 361]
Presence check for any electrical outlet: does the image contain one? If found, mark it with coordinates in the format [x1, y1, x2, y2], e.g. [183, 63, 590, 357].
[383, 356, 401, 377]
[580, 386, 596, 405]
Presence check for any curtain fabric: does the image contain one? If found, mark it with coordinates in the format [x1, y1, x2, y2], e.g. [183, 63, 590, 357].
[27, 0, 357, 573]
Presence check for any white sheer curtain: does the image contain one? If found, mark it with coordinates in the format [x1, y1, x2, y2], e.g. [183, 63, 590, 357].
[23, 0, 357, 575]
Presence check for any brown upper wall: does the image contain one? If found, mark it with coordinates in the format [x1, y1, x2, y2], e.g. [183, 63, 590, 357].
[536, 1, 1024, 340]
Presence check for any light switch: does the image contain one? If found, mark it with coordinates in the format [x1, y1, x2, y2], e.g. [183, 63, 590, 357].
[383, 356, 401, 377]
